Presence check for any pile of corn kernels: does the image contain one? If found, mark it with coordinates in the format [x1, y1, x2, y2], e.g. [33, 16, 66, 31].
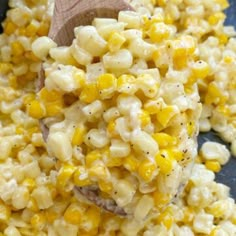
[0, 0, 235, 235]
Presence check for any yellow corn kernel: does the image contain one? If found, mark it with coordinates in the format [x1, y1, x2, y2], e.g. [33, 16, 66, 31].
[39, 87, 61, 102]
[27, 198, 39, 212]
[156, 208, 174, 230]
[85, 150, 101, 167]
[23, 93, 35, 106]
[82, 206, 101, 231]
[156, 106, 178, 127]
[152, 132, 177, 148]
[22, 178, 36, 192]
[106, 156, 123, 167]
[218, 33, 228, 44]
[80, 83, 99, 103]
[153, 191, 171, 208]
[72, 126, 86, 146]
[205, 160, 221, 173]
[0, 63, 12, 74]
[182, 207, 194, 223]
[73, 166, 91, 187]
[97, 73, 117, 99]
[205, 82, 228, 105]
[123, 154, 139, 172]
[64, 203, 83, 225]
[25, 20, 40, 37]
[142, 14, 164, 31]
[215, 0, 229, 9]
[73, 70, 86, 89]
[171, 148, 184, 162]
[223, 55, 234, 64]
[107, 120, 118, 137]
[11, 41, 25, 57]
[207, 202, 225, 218]
[37, 22, 50, 36]
[138, 110, 151, 127]
[25, 51, 40, 62]
[45, 210, 58, 224]
[187, 121, 195, 136]
[117, 74, 136, 94]
[30, 212, 46, 230]
[191, 60, 210, 79]
[15, 125, 24, 135]
[57, 164, 77, 188]
[46, 101, 64, 116]
[138, 159, 156, 182]
[208, 12, 226, 25]
[155, 149, 174, 174]
[88, 163, 109, 180]
[98, 180, 113, 193]
[149, 22, 170, 43]
[4, 21, 17, 35]
[144, 100, 162, 114]
[157, 0, 167, 6]
[108, 32, 126, 52]
[164, 14, 174, 24]
[26, 99, 46, 119]
[0, 203, 11, 222]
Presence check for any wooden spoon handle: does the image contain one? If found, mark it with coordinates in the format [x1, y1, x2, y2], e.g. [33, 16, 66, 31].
[49, 0, 133, 45]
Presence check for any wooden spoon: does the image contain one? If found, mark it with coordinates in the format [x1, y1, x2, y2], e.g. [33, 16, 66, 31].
[39, 0, 133, 216]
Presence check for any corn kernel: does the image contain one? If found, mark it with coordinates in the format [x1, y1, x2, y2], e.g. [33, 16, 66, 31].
[191, 60, 210, 79]
[208, 12, 226, 25]
[25, 20, 40, 37]
[117, 74, 137, 94]
[85, 150, 101, 167]
[73, 166, 91, 186]
[4, 21, 17, 35]
[22, 178, 36, 192]
[108, 32, 126, 52]
[57, 164, 77, 188]
[205, 82, 228, 105]
[187, 121, 195, 136]
[138, 159, 156, 182]
[138, 110, 151, 127]
[81, 206, 101, 231]
[64, 203, 83, 225]
[152, 132, 177, 148]
[156, 208, 174, 230]
[88, 163, 110, 180]
[37, 22, 50, 36]
[31, 212, 46, 230]
[72, 126, 86, 146]
[155, 149, 174, 174]
[0, 203, 11, 222]
[156, 106, 178, 127]
[26, 99, 46, 119]
[142, 14, 164, 31]
[149, 22, 170, 43]
[80, 83, 99, 103]
[11, 41, 25, 57]
[97, 73, 117, 99]
[182, 207, 194, 223]
[153, 191, 171, 208]
[215, 0, 229, 9]
[123, 154, 140, 172]
[205, 160, 221, 173]
[98, 180, 113, 193]
[0, 63, 12, 74]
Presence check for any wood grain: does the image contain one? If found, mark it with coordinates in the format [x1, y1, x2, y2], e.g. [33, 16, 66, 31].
[49, 0, 133, 46]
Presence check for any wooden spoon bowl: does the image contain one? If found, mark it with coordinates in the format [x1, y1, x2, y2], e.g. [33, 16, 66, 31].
[39, 0, 133, 216]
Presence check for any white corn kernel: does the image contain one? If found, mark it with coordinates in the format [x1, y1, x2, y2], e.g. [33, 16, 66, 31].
[32, 186, 53, 209]
[32, 36, 57, 59]
[47, 132, 72, 162]
[200, 141, 230, 165]
[110, 139, 131, 158]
